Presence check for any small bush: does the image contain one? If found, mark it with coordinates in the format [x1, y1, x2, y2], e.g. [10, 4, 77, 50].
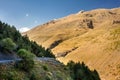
[45, 75, 51, 80]
[16, 49, 35, 72]
[30, 73, 38, 80]
[42, 65, 48, 71]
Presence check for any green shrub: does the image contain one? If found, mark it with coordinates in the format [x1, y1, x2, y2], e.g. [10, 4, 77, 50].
[45, 75, 51, 80]
[30, 73, 38, 80]
[42, 65, 48, 71]
[16, 49, 36, 72]
[17, 49, 35, 60]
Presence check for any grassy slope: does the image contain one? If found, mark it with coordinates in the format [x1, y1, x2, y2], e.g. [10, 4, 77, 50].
[25, 8, 120, 80]
[0, 61, 72, 80]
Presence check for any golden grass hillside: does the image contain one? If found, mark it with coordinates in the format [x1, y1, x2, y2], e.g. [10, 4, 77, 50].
[25, 8, 120, 80]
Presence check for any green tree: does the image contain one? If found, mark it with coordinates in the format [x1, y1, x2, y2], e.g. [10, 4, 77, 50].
[0, 38, 16, 52]
[67, 61, 100, 80]
[43, 49, 55, 58]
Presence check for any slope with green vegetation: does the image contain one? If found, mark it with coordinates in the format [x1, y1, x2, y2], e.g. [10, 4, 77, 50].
[0, 59, 100, 80]
[0, 60, 72, 80]
[67, 61, 100, 80]
[0, 21, 55, 58]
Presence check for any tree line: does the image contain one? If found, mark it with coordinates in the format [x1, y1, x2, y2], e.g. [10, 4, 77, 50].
[0, 21, 55, 58]
[67, 61, 101, 80]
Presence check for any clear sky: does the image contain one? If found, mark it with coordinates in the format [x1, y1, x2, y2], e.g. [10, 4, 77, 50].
[0, 0, 120, 32]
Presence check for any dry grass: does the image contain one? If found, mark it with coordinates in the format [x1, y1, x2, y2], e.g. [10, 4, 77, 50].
[25, 8, 120, 80]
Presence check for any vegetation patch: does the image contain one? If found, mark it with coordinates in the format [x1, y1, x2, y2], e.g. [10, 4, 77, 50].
[15, 49, 35, 72]
[42, 65, 48, 71]
[0, 21, 55, 58]
[0, 60, 73, 80]
[67, 61, 101, 80]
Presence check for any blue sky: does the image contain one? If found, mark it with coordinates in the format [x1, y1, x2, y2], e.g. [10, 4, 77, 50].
[0, 0, 120, 32]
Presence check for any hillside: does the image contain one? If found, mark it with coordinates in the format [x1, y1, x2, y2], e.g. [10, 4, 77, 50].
[0, 60, 72, 80]
[0, 21, 55, 58]
[25, 8, 120, 80]
[0, 21, 101, 80]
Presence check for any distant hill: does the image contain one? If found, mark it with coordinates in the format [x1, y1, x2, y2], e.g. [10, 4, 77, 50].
[25, 7, 120, 80]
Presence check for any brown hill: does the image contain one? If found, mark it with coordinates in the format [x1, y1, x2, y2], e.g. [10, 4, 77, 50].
[25, 8, 120, 80]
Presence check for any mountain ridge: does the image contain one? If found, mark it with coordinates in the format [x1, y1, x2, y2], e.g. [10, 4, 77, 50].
[25, 7, 120, 80]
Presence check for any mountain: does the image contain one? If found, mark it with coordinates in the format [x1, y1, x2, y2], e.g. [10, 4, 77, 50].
[25, 8, 120, 80]
[0, 21, 101, 80]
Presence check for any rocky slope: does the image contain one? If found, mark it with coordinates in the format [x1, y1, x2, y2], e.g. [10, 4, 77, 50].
[25, 8, 120, 80]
